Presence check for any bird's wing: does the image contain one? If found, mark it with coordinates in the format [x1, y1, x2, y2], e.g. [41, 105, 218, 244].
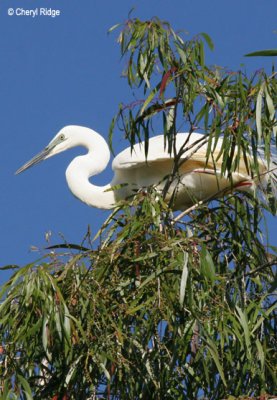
[112, 132, 260, 179]
[112, 132, 214, 171]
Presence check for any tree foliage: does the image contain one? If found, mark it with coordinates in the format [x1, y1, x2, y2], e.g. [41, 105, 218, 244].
[0, 17, 276, 400]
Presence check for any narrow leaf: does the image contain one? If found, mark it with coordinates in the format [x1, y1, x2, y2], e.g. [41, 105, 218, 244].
[245, 49, 277, 57]
[256, 83, 264, 141]
[17, 375, 33, 400]
[0, 264, 19, 270]
[236, 306, 251, 352]
[140, 89, 157, 116]
[200, 245, 216, 284]
[108, 23, 121, 34]
[179, 251, 189, 307]
[200, 32, 214, 50]
[206, 337, 227, 386]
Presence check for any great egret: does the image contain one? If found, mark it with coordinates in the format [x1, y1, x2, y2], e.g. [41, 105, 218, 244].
[16, 125, 267, 210]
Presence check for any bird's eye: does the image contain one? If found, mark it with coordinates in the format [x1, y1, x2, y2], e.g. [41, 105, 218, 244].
[60, 134, 65, 141]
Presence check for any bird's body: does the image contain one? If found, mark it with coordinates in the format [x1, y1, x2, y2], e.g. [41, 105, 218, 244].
[16, 126, 267, 210]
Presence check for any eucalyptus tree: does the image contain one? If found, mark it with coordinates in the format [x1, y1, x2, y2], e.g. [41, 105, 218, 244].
[0, 17, 276, 400]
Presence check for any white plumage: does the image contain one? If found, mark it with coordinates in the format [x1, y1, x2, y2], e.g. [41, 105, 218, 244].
[16, 125, 267, 210]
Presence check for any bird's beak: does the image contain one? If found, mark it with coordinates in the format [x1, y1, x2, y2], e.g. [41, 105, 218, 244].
[15, 142, 56, 175]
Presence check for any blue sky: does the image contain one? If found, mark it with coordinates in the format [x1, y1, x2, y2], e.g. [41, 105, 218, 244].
[0, 0, 276, 281]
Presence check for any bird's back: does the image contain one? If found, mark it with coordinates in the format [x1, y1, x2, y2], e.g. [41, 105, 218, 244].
[112, 132, 208, 171]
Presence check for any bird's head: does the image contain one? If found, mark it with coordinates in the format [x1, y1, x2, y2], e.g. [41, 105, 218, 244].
[15, 126, 92, 175]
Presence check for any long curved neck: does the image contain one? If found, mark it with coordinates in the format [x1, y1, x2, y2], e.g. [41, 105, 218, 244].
[65, 130, 116, 209]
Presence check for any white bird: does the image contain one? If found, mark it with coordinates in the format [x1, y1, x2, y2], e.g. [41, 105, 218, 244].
[16, 125, 267, 210]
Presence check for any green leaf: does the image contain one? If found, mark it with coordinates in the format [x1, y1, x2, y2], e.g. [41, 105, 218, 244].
[179, 251, 189, 307]
[264, 84, 277, 136]
[255, 339, 265, 369]
[256, 82, 264, 141]
[65, 355, 82, 385]
[176, 43, 187, 64]
[42, 316, 51, 360]
[245, 49, 277, 57]
[140, 88, 157, 116]
[63, 303, 71, 343]
[100, 362, 111, 381]
[205, 336, 227, 386]
[235, 306, 251, 352]
[200, 32, 214, 50]
[46, 243, 90, 251]
[0, 264, 19, 270]
[65, 313, 88, 343]
[200, 245, 216, 284]
[17, 375, 33, 400]
[108, 23, 121, 34]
